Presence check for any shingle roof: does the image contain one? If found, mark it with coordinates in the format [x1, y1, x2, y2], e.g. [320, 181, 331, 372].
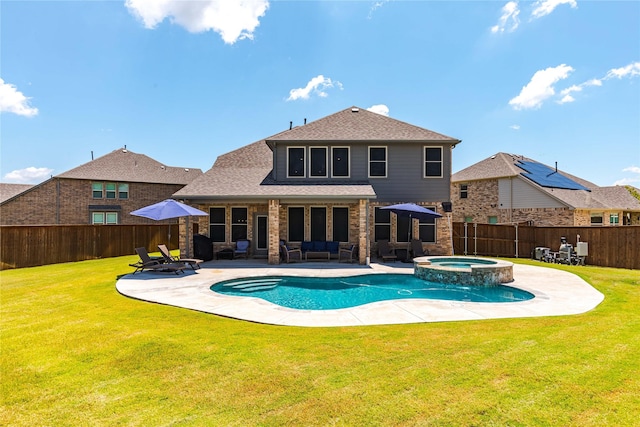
[56, 148, 202, 184]
[452, 152, 640, 210]
[174, 137, 375, 199]
[267, 106, 461, 142]
[0, 183, 34, 203]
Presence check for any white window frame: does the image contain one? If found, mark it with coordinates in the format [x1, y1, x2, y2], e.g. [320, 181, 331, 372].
[92, 182, 103, 199]
[331, 146, 350, 178]
[287, 146, 306, 178]
[423, 146, 443, 178]
[368, 146, 388, 178]
[118, 183, 129, 199]
[610, 213, 619, 225]
[92, 212, 118, 224]
[309, 146, 328, 178]
[105, 182, 117, 199]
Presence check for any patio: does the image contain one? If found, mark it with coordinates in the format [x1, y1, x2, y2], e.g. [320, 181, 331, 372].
[115, 260, 604, 327]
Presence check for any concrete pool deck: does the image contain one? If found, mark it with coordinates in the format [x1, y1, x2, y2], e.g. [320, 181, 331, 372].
[115, 260, 604, 327]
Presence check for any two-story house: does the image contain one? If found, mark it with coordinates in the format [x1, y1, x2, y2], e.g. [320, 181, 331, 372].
[0, 148, 203, 225]
[451, 152, 640, 226]
[174, 106, 461, 264]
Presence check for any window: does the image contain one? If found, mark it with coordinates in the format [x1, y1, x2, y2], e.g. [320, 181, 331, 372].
[369, 147, 387, 177]
[424, 146, 443, 178]
[396, 215, 410, 243]
[488, 216, 498, 224]
[92, 212, 118, 224]
[332, 147, 350, 177]
[287, 147, 305, 177]
[118, 183, 129, 199]
[464, 216, 473, 223]
[288, 207, 305, 242]
[209, 207, 225, 242]
[311, 207, 326, 241]
[332, 207, 349, 242]
[610, 213, 619, 225]
[374, 207, 391, 241]
[460, 184, 468, 199]
[419, 210, 437, 243]
[231, 207, 248, 241]
[310, 147, 327, 177]
[590, 212, 603, 225]
[105, 183, 117, 199]
[92, 183, 103, 198]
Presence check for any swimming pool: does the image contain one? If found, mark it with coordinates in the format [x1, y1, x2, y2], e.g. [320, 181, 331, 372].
[210, 274, 534, 310]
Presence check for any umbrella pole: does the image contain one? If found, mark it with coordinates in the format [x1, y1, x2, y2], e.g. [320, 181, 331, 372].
[168, 224, 171, 251]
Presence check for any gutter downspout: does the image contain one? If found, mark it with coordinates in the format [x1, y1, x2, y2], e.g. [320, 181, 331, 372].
[56, 178, 61, 224]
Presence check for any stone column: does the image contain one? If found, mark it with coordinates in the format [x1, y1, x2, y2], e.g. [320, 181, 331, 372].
[268, 199, 280, 264]
[358, 199, 368, 265]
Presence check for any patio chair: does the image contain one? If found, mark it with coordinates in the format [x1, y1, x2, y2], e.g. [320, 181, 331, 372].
[339, 244, 357, 263]
[129, 247, 186, 274]
[377, 239, 397, 262]
[158, 244, 203, 270]
[410, 239, 429, 259]
[280, 243, 302, 263]
[233, 239, 251, 259]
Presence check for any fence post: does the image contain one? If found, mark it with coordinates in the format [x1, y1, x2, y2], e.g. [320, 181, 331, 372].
[463, 222, 468, 255]
[473, 222, 477, 255]
[514, 223, 519, 258]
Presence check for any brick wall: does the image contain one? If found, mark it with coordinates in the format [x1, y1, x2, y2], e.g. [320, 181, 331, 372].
[0, 178, 186, 225]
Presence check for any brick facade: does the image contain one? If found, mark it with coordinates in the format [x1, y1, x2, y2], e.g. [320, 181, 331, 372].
[0, 178, 186, 225]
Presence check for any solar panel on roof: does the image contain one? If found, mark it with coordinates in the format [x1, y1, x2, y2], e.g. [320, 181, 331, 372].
[516, 160, 591, 191]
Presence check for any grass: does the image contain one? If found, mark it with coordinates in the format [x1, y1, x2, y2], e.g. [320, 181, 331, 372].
[1, 256, 639, 426]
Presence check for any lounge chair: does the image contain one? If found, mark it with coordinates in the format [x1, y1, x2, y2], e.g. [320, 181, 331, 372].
[410, 239, 429, 259]
[339, 244, 357, 263]
[377, 239, 397, 262]
[234, 239, 251, 259]
[280, 244, 302, 263]
[129, 247, 186, 274]
[157, 244, 203, 270]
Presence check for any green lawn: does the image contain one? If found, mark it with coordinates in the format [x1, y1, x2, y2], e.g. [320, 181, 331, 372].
[2, 256, 639, 426]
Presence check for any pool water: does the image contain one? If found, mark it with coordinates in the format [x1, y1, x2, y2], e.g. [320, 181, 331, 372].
[210, 274, 534, 310]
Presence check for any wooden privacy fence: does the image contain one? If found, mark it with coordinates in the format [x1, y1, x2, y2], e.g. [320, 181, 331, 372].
[0, 224, 179, 270]
[452, 222, 640, 270]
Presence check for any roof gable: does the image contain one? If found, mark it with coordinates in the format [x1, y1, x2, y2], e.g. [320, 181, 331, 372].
[56, 148, 202, 185]
[267, 106, 460, 142]
[0, 183, 34, 203]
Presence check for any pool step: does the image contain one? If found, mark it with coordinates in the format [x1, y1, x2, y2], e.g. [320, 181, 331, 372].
[223, 278, 282, 292]
[237, 284, 278, 292]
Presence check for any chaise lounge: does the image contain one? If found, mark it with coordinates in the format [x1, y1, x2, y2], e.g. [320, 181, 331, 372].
[130, 247, 186, 274]
[157, 244, 203, 270]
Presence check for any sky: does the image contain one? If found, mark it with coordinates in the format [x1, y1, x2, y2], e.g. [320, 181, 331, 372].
[1, 0, 639, 188]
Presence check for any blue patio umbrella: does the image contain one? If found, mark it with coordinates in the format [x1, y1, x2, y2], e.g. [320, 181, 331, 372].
[130, 199, 208, 255]
[381, 203, 442, 261]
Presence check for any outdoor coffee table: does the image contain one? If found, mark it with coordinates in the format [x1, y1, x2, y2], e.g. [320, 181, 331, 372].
[305, 251, 330, 261]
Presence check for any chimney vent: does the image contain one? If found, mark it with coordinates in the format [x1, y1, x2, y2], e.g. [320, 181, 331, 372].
[289, 121, 292, 130]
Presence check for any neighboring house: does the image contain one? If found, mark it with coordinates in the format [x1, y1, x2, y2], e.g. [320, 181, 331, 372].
[451, 152, 640, 226]
[0, 148, 202, 225]
[175, 106, 461, 264]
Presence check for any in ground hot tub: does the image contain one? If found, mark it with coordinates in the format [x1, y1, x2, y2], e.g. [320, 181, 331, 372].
[413, 256, 513, 286]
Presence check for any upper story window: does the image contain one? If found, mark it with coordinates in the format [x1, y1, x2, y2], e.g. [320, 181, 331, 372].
[369, 146, 387, 178]
[331, 147, 350, 178]
[310, 147, 327, 178]
[92, 183, 103, 198]
[209, 207, 226, 242]
[287, 147, 305, 177]
[460, 184, 468, 199]
[105, 183, 117, 199]
[424, 146, 443, 178]
[118, 183, 129, 199]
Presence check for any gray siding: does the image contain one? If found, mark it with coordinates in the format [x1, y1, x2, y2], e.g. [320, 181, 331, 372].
[499, 177, 566, 209]
[274, 142, 452, 202]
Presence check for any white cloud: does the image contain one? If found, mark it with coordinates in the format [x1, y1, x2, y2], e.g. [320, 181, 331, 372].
[531, 0, 577, 20]
[286, 75, 343, 101]
[367, 104, 389, 116]
[0, 78, 39, 117]
[125, 0, 269, 44]
[3, 167, 53, 184]
[491, 1, 520, 34]
[368, 1, 389, 19]
[510, 124, 521, 130]
[557, 78, 601, 104]
[604, 61, 640, 80]
[509, 64, 574, 110]
[614, 166, 640, 186]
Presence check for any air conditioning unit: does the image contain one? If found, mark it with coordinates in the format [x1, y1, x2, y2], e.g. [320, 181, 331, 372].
[576, 242, 588, 257]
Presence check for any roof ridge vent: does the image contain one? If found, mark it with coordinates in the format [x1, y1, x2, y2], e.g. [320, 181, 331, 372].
[351, 107, 359, 112]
